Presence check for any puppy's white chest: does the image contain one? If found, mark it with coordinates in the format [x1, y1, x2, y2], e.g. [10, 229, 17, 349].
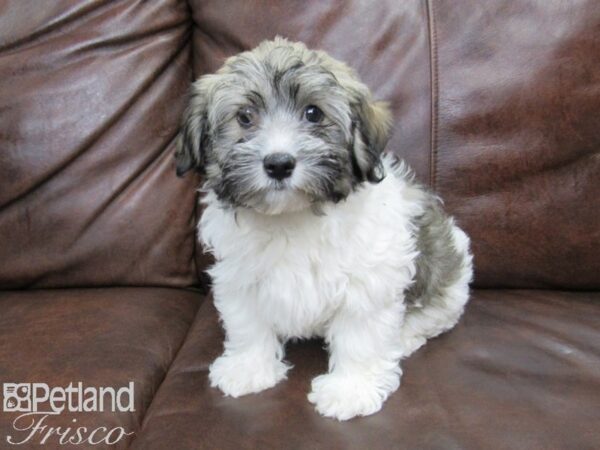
[200, 176, 419, 339]
[239, 229, 344, 337]
[202, 206, 351, 338]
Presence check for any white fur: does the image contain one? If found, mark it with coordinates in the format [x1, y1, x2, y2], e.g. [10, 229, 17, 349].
[200, 156, 473, 420]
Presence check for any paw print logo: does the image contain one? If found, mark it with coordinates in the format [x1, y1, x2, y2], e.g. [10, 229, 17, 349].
[3, 384, 31, 412]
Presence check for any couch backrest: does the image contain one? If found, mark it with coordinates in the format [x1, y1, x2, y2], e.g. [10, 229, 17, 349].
[2, 1, 598, 290]
[432, 0, 600, 289]
[0, 0, 200, 288]
[189, 0, 599, 289]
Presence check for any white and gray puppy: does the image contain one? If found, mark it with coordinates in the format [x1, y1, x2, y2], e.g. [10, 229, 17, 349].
[175, 37, 473, 421]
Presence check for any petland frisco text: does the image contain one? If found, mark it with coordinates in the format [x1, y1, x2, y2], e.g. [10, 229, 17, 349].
[3, 382, 135, 445]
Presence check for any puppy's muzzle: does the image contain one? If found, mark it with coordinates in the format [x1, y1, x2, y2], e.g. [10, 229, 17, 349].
[263, 153, 296, 180]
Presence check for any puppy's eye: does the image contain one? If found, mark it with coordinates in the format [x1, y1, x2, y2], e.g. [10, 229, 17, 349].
[237, 106, 256, 128]
[304, 105, 324, 123]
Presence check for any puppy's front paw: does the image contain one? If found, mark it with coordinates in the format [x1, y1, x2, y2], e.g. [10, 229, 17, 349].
[209, 353, 290, 397]
[308, 373, 397, 420]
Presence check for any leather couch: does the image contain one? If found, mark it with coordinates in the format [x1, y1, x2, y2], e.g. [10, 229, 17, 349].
[1, 1, 598, 449]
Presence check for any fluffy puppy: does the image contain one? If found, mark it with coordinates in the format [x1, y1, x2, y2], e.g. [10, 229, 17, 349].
[175, 37, 473, 421]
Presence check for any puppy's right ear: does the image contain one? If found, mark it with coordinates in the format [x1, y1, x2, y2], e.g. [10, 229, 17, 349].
[175, 84, 209, 177]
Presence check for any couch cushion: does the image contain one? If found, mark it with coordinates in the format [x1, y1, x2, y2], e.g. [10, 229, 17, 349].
[0, 0, 201, 288]
[0, 287, 203, 449]
[130, 290, 600, 449]
[431, 0, 600, 289]
[189, 0, 432, 184]
[188, 0, 435, 284]
[189, 0, 600, 290]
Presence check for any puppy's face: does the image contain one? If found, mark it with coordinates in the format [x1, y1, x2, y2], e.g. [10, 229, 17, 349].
[175, 38, 391, 215]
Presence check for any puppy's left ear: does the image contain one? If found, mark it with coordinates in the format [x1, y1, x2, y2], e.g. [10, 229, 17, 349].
[350, 96, 392, 182]
[175, 83, 210, 177]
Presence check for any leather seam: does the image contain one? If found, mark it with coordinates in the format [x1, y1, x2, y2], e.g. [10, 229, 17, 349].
[426, 0, 439, 190]
[127, 291, 207, 448]
[183, 0, 204, 288]
[0, 2, 111, 54]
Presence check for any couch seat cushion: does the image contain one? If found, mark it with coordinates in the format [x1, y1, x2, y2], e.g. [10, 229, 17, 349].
[0, 287, 203, 449]
[131, 290, 600, 449]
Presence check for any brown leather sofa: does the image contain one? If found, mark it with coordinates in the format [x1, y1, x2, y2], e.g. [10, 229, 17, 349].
[1, 1, 598, 449]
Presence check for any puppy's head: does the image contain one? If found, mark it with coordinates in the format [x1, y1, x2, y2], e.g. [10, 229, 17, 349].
[175, 37, 392, 215]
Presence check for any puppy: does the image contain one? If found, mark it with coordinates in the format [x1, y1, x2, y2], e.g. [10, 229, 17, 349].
[175, 38, 473, 421]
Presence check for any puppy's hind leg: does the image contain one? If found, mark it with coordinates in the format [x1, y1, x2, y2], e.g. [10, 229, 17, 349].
[399, 225, 473, 358]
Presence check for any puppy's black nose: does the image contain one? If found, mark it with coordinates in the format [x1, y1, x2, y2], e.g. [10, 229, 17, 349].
[263, 153, 296, 180]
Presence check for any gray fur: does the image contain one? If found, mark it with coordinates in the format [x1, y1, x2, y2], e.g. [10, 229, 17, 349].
[406, 197, 464, 308]
[386, 157, 466, 309]
[175, 38, 392, 214]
